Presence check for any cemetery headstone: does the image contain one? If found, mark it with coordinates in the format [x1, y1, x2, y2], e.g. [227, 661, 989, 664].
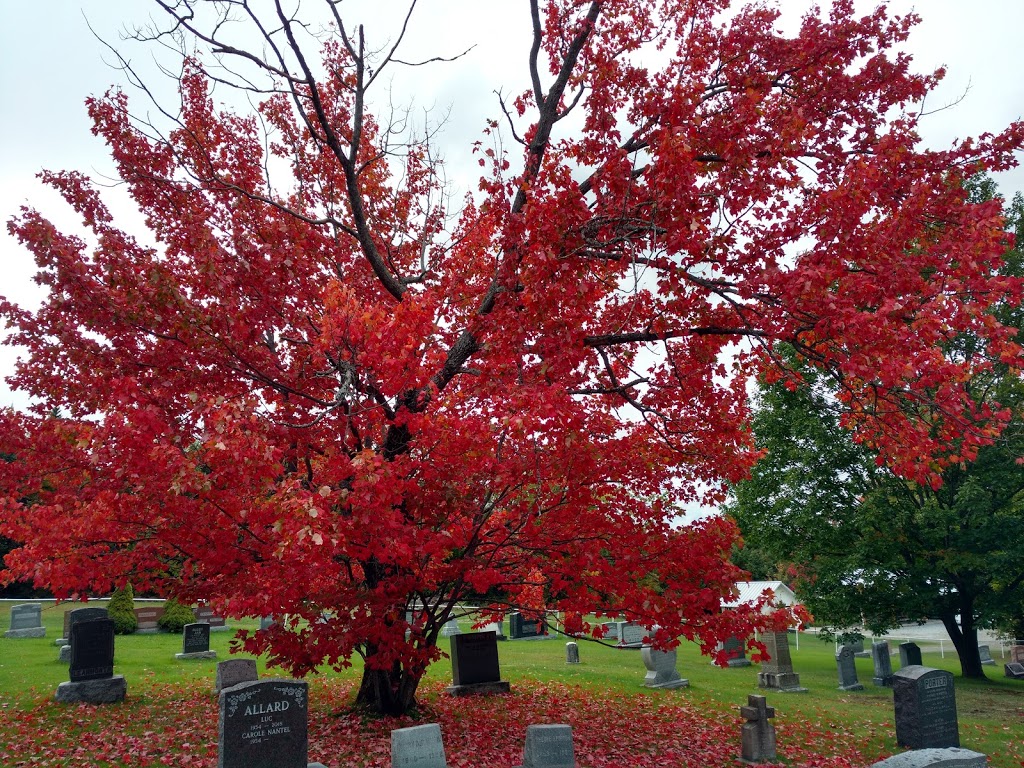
[1004, 662, 1024, 680]
[1011, 644, 1024, 664]
[757, 631, 807, 692]
[61, 606, 108, 647]
[739, 694, 777, 764]
[977, 645, 995, 666]
[218, 679, 325, 768]
[641, 646, 688, 689]
[516, 724, 576, 768]
[58, 644, 72, 663]
[851, 638, 870, 657]
[55, 618, 127, 704]
[195, 605, 230, 631]
[872, 640, 895, 687]
[440, 618, 462, 637]
[717, 635, 751, 667]
[177, 622, 217, 660]
[133, 606, 165, 634]
[616, 621, 645, 649]
[509, 612, 548, 639]
[446, 631, 510, 695]
[391, 723, 448, 768]
[565, 642, 580, 664]
[893, 665, 959, 749]
[867, 748, 987, 768]
[216, 659, 259, 694]
[5, 603, 46, 638]
[899, 642, 922, 668]
[482, 620, 505, 640]
[601, 621, 619, 641]
[836, 644, 864, 691]
[260, 616, 277, 631]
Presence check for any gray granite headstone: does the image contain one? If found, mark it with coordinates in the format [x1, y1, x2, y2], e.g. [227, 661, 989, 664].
[259, 616, 277, 631]
[851, 638, 870, 657]
[867, 747, 986, 768]
[757, 632, 806, 692]
[739, 694, 776, 764]
[1005, 662, 1024, 680]
[216, 659, 260, 694]
[900, 642, 923, 668]
[446, 631, 510, 695]
[439, 618, 462, 637]
[872, 641, 895, 687]
[893, 665, 959, 749]
[518, 724, 575, 768]
[977, 645, 995, 666]
[6, 604, 45, 638]
[616, 621, 645, 648]
[565, 642, 580, 664]
[391, 723, 448, 768]
[836, 644, 864, 691]
[641, 646, 688, 689]
[601, 622, 619, 641]
[218, 679, 308, 768]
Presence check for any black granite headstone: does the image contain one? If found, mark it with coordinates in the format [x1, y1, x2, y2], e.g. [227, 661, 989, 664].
[1005, 662, 1024, 680]
[69, 619, 115, 682]
[451, 631, 501, 686]
[893, 665, 959, 749]
[899, 641, 923, 668]
[64, 607, 108, 644]
[218, 679, 308, 768]
[509, 612, 546, 639]
[183, 622, 211, 654]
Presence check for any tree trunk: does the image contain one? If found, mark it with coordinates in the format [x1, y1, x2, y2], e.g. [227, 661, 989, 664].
[940, 605, 986, 679]
[354, 656, 423, 716]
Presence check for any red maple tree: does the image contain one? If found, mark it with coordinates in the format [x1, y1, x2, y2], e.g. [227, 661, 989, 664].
[2, 1, 1022, 714]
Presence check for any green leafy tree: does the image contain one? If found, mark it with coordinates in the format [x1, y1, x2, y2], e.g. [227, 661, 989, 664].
[729, 182, 1024, 678]
[158, 599, 196, 634]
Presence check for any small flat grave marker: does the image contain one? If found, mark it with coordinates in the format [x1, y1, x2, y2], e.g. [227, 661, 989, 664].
[893, 665, 959, 749]
[391, 723, 448, 768]
[517, 724, 576, 768]
[216, 659, 259, 694]
[446, 631, 510, 695]
[218, 679, 310, 768]
[6, 603, 45, 638]
[1004, 662, 1024, 680]
[867, 747, 987, 768]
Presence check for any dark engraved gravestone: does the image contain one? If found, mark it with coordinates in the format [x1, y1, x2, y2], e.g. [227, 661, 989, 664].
[899, 642, 922, 668]
[55, 617, 127, 704]
[446, 631, 510, 695]
[720, 635, 751, 667]
[177, 622, 217, 659]
[6, 603, 45, 638]
[218, 679, 316, 768]
[872, 641, 895, 687]
[836, 644, 864, 691]
[216, 659, 259, 694]
[391, 723, 448, 768]
[517, 724, 576, 768]
[509, 612, 547, 639]
[70, 619, 115, 681]
[893, 665, 959, 749]
[1005, 662, 1024, 680]
[63, 607, 108, 646]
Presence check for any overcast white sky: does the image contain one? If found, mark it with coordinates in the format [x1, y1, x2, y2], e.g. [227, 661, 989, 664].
[2, 0, 1023, 413]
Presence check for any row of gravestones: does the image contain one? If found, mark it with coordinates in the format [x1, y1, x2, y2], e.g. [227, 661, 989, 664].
[1, 603, 229, 641]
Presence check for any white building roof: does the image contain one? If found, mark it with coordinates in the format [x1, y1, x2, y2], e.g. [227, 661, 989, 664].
[724, 580, 798, 610]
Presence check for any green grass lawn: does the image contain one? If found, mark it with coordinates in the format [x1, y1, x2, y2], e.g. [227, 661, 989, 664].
[1, 603, 1023, 766]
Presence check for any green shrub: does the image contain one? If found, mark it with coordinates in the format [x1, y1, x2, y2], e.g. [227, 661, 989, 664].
[157, 598, 196, 633]
[108, 584, 138, 635]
